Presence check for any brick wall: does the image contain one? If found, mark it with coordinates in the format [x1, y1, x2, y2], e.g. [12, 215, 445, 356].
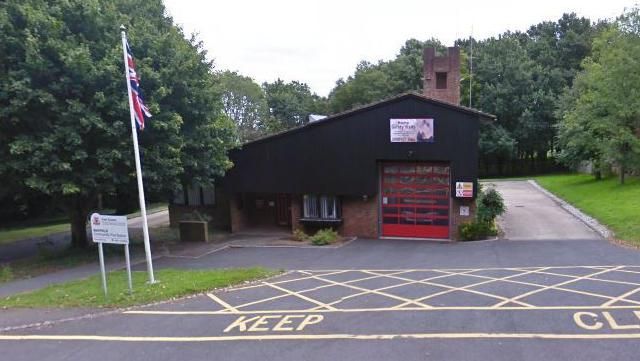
[450, 197, 476, 240]
[423, 47, 461, 105]
[339, 195, 378, 238]
[224, 191, 474, 240]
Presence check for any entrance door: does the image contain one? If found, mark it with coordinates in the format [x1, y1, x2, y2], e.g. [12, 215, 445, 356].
[380, 163, 450, 238]
[275, 194, 291, 226]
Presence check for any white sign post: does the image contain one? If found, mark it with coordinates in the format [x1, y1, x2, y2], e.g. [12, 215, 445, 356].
[90, 213, 132, 296]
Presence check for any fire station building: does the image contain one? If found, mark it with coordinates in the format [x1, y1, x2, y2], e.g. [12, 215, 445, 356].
[169, 47, 495, 240]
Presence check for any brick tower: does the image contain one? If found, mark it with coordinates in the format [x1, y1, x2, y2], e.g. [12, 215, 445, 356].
[423, 47, 460, 105]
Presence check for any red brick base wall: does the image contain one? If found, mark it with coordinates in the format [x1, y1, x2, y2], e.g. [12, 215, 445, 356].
[339, 195, 378, 238]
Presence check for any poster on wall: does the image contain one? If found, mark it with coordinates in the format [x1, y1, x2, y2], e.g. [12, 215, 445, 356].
[455, 182, 474, 198]
[390, 118, 434, 143]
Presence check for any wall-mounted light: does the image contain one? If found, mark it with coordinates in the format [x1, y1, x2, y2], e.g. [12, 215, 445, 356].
[362, 195, 368, 201]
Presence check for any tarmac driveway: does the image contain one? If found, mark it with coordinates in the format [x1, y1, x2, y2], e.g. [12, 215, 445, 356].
[2, 237, 640, 361]
[490, 181, 600, 240]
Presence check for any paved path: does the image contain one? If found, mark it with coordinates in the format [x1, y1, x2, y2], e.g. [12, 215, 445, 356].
[2, 237, 640, 360]
[490, 181, 600, 240]
[0, 210, 169, 263]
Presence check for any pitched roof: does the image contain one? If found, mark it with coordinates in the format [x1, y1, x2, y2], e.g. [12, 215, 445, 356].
[240, 92, 495, 147]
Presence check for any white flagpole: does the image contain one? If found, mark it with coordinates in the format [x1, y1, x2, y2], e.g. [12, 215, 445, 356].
[120, 25, 155, 284]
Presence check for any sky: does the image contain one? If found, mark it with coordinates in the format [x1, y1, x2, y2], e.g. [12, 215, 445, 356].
[163, 0, 636, 96]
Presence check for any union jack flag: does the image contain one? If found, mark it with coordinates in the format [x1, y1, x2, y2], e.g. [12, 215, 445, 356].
[126, 41, 151, 130]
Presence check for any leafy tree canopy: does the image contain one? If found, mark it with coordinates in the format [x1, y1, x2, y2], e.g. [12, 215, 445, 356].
[0, 0, 234, 246]
[557, 8, 640, 184]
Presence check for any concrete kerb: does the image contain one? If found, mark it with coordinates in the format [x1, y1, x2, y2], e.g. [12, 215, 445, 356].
[164, 237, 357, 260]
[228, 236, 357, 250]
[527, 179, 613, 239]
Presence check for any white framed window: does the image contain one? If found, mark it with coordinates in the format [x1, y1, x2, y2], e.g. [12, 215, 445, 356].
[303, 194, 340, 219]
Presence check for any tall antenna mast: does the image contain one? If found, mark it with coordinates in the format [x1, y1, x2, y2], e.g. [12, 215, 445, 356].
[469, 25, 473, 108]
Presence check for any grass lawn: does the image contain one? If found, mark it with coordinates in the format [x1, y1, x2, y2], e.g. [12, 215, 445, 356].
[0, 203, 167, 245]
[535, 174, 640, 245]
[0, 267, 279, 308]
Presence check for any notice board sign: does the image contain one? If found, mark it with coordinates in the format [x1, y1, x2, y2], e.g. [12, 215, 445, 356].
[455, 182, 474, 198]
[390, 118, 434, 143]
[90, 213, 129, 244]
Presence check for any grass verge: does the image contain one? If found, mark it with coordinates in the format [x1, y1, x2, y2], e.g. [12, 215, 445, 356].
[534, 174, 640, 245]
[0, 267, 279, 308]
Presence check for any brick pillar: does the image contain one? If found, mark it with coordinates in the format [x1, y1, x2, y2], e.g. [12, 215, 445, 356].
[340, 195, 378, 238]
[450, 197, 477, 240]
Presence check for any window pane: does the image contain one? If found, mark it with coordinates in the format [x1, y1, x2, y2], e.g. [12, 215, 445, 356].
[398, 165, 415, 174]
[384, 166, 399, 174]
[383, 216, 398, 224]
[416, 166, 432, 174]
[303, 195, 319, 218]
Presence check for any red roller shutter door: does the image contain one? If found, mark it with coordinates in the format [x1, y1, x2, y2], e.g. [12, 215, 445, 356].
[381, 163, 450, 239]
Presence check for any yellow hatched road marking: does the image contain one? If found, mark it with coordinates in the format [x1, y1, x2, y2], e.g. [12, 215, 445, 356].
[308, 274, 434, 309]
[197, 266, 640, 313]
[369, 268, 541, 309]
[309, 270, 418, 310]
[439, 269, 640, 306]
[262, 282, 337, 311]
[124, 305, 640, 315]
[295, 265, 629, 273]
[4, 332, 640, 342]
[602, 286, 640, 307]
[206, 293, 239, 313]
[227, 270, 413, 311]
[533, 269, 640, 287]
[494, 266, 626, 307]
[229, 270, 351, 291]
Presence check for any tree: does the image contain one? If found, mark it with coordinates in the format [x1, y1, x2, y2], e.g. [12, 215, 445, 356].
[478, 123, 516, 175]
[0, 0, 234, 247]
[327, 38, 444, 113]
[262, 79, 326, 130]
[218, 71, 270, 142]
[471, 34, 540, 159]
[557, 9, 640, 184]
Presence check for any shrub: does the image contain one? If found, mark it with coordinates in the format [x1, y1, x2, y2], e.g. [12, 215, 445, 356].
[292, 229, 309, 242]
[458, 221, 497, 241]
[310, 228, 339, 246]
[477, 187, 506, 224]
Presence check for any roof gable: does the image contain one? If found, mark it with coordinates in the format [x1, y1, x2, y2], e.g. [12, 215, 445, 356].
[240, 92, 494, 148]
